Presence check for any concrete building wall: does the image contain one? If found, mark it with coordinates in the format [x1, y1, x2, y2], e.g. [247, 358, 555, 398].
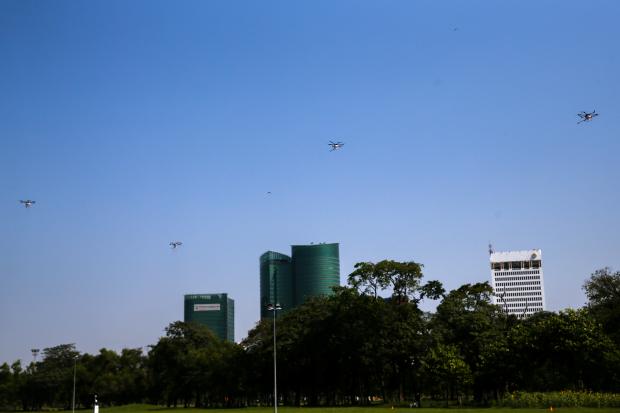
[490, 249, 546, 318]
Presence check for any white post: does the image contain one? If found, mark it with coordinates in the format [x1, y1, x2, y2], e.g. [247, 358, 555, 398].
[72, 357, 77, 413]
[273, 307, 278, 413]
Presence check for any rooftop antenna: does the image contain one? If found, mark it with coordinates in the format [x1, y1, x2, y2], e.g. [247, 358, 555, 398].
[488, 243, 494, 255]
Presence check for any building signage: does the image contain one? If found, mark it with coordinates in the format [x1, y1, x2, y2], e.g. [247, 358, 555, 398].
[194, 304, 220, 312]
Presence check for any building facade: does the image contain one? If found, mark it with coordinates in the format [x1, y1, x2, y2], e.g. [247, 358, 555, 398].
[292, 243, 340, 305]
[490, 249, 546, 318]
[184, 293, 235, 341]
[260, 242, 340, 318]
[259, 251, 294, 319]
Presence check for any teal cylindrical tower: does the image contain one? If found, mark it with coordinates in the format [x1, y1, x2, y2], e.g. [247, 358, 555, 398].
[292, 243, 340, 305]
[260, 251, 293, 319]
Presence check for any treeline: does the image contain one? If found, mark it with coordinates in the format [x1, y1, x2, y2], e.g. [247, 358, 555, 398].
[1, 263, 619, 410]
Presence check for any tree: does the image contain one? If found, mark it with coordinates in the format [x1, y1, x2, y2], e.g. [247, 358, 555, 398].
[348, 260, 444, 304]
[509, 309, 620, 391]
[347, 260, 445, 404]
[583, 267, 620, 345]
[347, 262, 390, 298]
[147, 321, 241, 407]
[420, 344, 472, 406]
[24, 344, 81, 410]
[0, 363, 14, 410]
[432, 282, 508, 403]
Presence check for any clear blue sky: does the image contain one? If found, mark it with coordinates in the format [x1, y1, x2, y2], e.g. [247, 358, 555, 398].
[1, 0, 619, 364]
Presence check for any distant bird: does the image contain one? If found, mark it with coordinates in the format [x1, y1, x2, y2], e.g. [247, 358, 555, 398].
[577, 110, 599, 124]
[328, 141, 344, 151]
[267, 191, 272, 195]
[19, 200, 35, 208]
[169, 241, 183, 249]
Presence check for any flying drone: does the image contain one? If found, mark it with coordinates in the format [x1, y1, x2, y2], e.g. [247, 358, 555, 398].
[169, 241, 183, 249]
[577, 110, 598, 124]
[20, 200, 36, 208]
[328, 141, 344, 151]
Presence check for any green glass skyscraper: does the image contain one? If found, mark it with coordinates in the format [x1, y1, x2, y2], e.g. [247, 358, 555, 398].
[259, 251, 293, 319]
[292, 243, 340, 305]
[184, 293, 234, 342]
[260, 243, 340, 318]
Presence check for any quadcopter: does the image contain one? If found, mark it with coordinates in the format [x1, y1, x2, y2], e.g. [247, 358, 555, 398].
[169, 241, 183, 249]
[20, 200, 36, 208]
[328, 141, 344, 151]
[577, 110, 598, 124]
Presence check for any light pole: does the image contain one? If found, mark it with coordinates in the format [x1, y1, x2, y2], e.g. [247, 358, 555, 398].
[31, 349, 40, 371]
[266, 302, 282, 413]
[72, 355, 78, 413]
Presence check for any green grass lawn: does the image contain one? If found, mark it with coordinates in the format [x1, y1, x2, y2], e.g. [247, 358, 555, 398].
[100, 404, 620, 413]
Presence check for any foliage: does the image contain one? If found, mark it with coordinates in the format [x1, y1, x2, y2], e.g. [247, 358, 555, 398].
[495, 390, 620, 408]
[583, 267, 620, 346]
[508, 309, 620, 392]
[420, 343, 472, 403]
[431, 282, 509, 402]
[1, 264, 620, 409]
[147, 321, 241, 407]
[347, 260, 444, 303]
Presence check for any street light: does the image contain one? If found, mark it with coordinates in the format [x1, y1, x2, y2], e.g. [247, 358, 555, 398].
[31, 349, 40, 364]
[31, 349, 40, 372]
[72, 355, 78, 413]
[266, 302, 282, 413]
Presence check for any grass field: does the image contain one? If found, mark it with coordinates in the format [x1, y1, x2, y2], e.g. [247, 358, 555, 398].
[100, 404, 620, 413]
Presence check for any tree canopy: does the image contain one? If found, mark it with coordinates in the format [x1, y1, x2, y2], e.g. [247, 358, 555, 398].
[1, 263, 619, 410]
[583, 267, 620, 345]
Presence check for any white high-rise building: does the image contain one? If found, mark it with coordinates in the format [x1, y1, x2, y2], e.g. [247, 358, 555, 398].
[490, 249, 546, 318]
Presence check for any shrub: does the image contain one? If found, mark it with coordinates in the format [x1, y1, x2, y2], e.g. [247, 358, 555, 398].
[495, 391, 620, 408]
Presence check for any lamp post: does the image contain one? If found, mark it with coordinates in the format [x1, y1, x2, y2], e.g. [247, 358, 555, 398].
[72, 355, 78, 413]
[31, 349, 40, 372]
[266, 303, 282, 413]
[31, 349, 39, 364]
